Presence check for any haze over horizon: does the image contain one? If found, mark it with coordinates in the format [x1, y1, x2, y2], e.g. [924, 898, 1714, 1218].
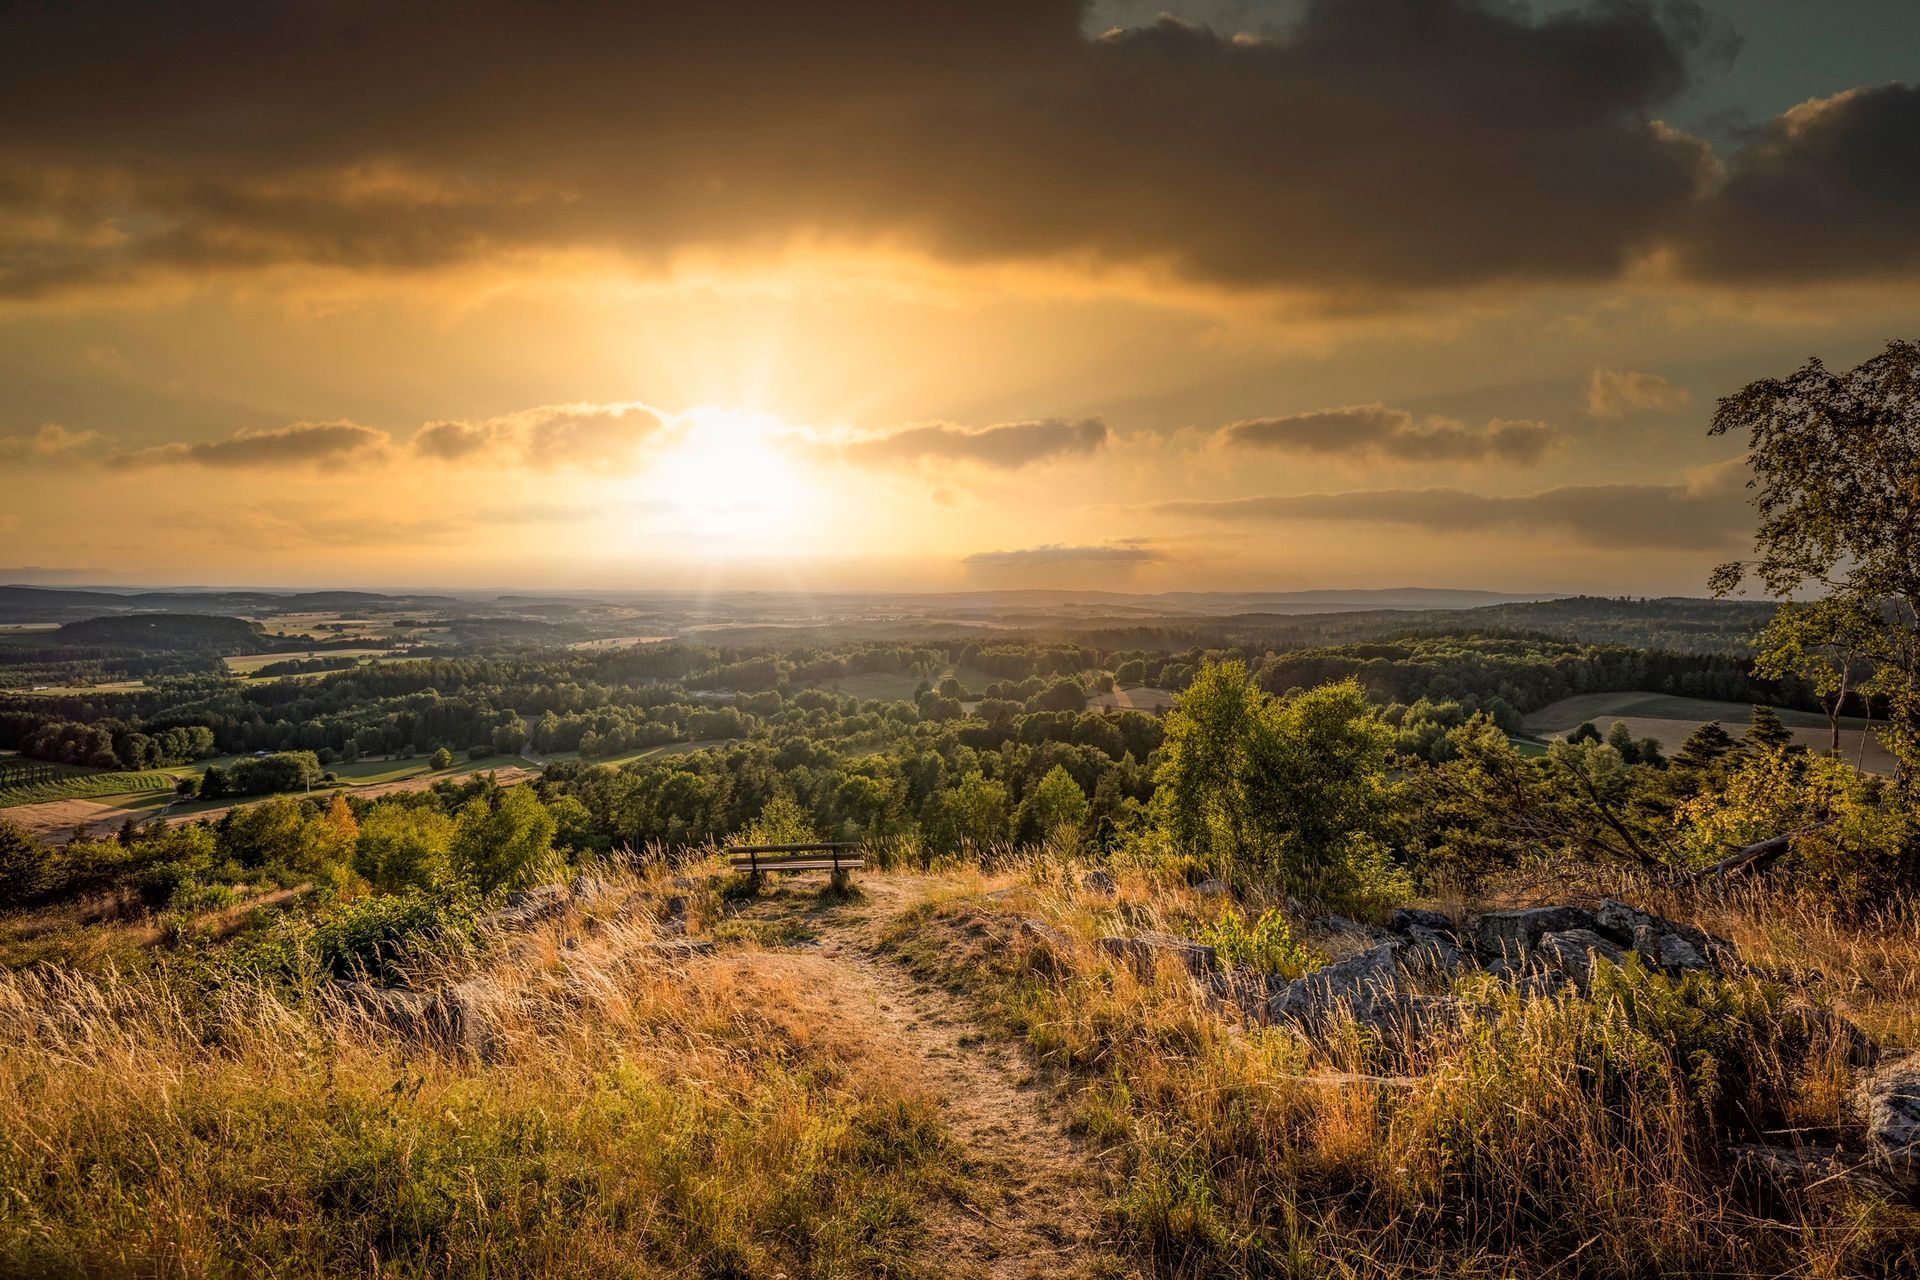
[4, 0, 1918, 595]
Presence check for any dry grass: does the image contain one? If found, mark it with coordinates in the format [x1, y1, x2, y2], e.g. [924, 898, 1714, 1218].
[0, 868, 967, 1278]
[883, 861, 1920, 1278]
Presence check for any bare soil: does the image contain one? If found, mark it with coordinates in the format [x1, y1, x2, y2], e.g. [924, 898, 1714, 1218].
[696, 875, 1133, 1279]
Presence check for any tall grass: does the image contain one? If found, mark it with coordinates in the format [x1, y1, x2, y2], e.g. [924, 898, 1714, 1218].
[0, 872, 963, 1278]
[885, 862, 1920, 1278]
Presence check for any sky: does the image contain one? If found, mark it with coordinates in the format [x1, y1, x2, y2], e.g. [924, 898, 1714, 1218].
[1, 0, 1916, 595]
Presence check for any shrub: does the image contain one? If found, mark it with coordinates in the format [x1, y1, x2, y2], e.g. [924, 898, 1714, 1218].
[303, 889, 480, 985]
[1198, 905, 1321, 980]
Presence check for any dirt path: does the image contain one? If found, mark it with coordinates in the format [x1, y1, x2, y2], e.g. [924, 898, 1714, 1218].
[708, 877, 1128, 1279]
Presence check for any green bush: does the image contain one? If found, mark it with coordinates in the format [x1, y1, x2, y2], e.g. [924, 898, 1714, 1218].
[1198, 905, 1321, 979]
[302, 890, 481, 985]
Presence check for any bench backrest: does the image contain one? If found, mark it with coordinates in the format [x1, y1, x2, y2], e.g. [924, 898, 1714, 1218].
[726, 841, 864, 873]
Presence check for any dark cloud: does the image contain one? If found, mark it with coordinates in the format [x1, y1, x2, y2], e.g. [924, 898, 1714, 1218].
[963, 542, 1161, 566]
[1220, 405, 1563, 464]
[1152, 460, 1749, 550]
[844, 418, 1110, 469]
[0, 0, 1801, 300]
[106, 421, 390, 469]
[1683, 84, 1920, 281]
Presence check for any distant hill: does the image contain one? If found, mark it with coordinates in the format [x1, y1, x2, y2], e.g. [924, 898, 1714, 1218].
[55, 613, 269, 654]
[0, 585, 458, 624]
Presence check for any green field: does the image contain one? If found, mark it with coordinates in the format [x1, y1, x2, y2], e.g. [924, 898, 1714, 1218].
[0, 761, 177, 808]
[1523, 690, 1895, 773]
[223, 648, 395, 674]
[539, 738, 741, 769]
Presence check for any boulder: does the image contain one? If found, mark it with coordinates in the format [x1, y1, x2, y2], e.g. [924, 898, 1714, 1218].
[327, 978, 498, 1058]
[1471, 906, 1596, 961]
[1536, 928, 1629, 991]
[1315, 914, 1393, 945]
[1389, 907, 1453, 934]
[1733, 1143, 1899, 1196]
[1080, 869, 1117, 896]
[484, 883, 570, 930]
[1856, 1059, 1920, 1187]
[1395, 925, 1468, 975]
[1193, 878, 1228, 898]
[1099, 932, 1217, 980]
[568, 874, 609, 902]
[1268, 943, 1397, 1024]
[1020, 919, 1074, 954]
[1591, 899, 1720, 973]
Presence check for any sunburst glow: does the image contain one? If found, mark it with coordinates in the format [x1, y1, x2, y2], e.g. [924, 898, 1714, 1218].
[641, 407, 812, 548]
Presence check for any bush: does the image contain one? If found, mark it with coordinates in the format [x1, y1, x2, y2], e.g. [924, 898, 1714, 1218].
[303, 889, 480, 985]
[1198, 905, 1321, 979]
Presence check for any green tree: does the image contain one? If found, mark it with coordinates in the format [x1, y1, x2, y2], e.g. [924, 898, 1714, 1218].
[1014, 764, 1090, 844]
[1711, 339, 1920, 780]
[451, 785, 556, 895]
[1673, 721, 1735, 771]
[429, 746, 455, 771]
[0, 819, 50, 908]
[354, 804, 454, 893]
[1745, 705, 1793, 752]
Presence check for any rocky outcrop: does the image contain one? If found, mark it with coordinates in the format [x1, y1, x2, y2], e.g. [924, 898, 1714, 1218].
[1099, 932, 1217, 979]
[325, 977, 500, 1059]
[1535, 928, 1629, 991]
[481, 883, 570, 930]
[1471, 906, 1597, 962]
[1857, 1059, 1920, 1189]
[1080, 869, 1117, 896]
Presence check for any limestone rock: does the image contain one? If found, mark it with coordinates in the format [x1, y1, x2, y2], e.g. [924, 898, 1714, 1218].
[1193, 878, 1228, 898]
[1099, 931, 1218, 979]
[1471, 906, 1596, 961]
[1080, 869, 1117, 896]
[1536, 927, 1629, 991]
[1268, 942, 1397, 1023]
[1856, 1059, 1920, 1187]
[1388, 907, 1453, 934]
[1395, 924, 1468, 975]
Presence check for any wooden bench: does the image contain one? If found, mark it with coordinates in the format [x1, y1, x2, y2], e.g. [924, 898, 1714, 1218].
[726, 841, 864, 891]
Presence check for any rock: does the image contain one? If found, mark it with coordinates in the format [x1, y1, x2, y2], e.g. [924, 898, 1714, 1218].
[1536, 928, 1629, 992]
[1193, 878, 1228, 898]
[1080, 869, 1117, 896]
[1592, 899, 1720, 973]
[484, 883, 570, 930]
[1207, 969, 1282, 1023]
[1395, 925, 1468, 975]
[1856, 1059, 1920, 1186]
[568, 874, 609, 902]
[1099, 932, 1217, 979]
[1733, 1143, 1898, 1196]
[1315, 914, 1392, 944]
[1389, 907, 1453, 934]
[659, 894, 688, 919]
[1471, 906, 1596, 962]
[1020, 919, 1074, 954]
[326, 978, 498, 1058]
[1269, 943, 1398, 1024]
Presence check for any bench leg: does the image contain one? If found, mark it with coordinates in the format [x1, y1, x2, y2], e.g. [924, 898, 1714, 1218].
[830, 866, 851, 893]
[747, 871, 764, 895]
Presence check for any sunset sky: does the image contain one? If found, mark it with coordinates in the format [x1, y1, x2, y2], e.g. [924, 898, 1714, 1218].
[3, 0, 1917, 594]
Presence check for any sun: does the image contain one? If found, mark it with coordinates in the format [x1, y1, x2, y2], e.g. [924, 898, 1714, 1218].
[641, 407, 811, 546]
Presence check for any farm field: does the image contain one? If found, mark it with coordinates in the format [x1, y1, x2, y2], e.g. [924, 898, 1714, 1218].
[1523, 691, 1895, 773]
[3, 753, 541, 844]
[1086, 685, 1175, 712]
[222, 648, 395, 673]
[0, 760, 177, 808]
[536, 738, 742, 769]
